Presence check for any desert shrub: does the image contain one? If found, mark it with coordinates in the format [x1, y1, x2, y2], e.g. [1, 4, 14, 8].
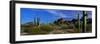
[60, 25, 68, 29]
[32, 27, 40, 32]
[21, 27, 32, 33]
[23, 29, 30, 33]
[26, 25, 54, 34]
[60, 24, 74, 29]
[21, 27, 25, 33]
[67, 24, 74, 29]
[23, 26, 48, 34]
[30, 27, 43, 34]
[40, 25, 53, 32]
[74, 22, 79, 28]
[86, 24, 92, 32]
[74, 22, 82, 33]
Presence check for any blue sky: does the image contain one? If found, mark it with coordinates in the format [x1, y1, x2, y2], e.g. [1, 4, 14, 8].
[20, 8, 92, 24]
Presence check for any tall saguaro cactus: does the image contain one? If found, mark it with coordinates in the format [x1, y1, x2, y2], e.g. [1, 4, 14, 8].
[82, 11, 88, 33]
[34, 17, 40, 26]
[34, 18, 36, 25]
[77, 14, 80, 32]
[36, 17, 40, 26]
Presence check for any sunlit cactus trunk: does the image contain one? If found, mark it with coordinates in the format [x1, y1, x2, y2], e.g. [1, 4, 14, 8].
[77, 14, 80, 32]
[34, 18, 36, 26]
[34, 17, 40, 26]
[36, 17, 40, 26]
[82, 11, 88, 33]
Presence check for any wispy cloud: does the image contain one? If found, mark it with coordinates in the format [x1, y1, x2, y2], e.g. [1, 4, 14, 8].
[45, 10, 68, 18]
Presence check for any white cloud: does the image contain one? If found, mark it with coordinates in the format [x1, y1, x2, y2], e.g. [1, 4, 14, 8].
[45, 10, 67, 18]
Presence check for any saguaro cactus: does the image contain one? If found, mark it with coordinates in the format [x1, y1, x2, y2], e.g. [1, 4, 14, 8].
[36, 17, 40, 26]
[82, 11, 88, 33]
[77, 14, 80, 32]
[34, 17, 40, 26]
[34, 18, 36, 25]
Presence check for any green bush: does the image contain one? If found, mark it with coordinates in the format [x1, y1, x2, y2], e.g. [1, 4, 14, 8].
[26, 27, 48, 34]
[30, 25, 55, 34]
[40, 25, 53, 32]
[29, 27, 45, 34]
[31, 27, 40, 33]
[60, 25, 68, 29]
[86, 24, 92, 32]
[21, 27, 32, 33]
[60, 24, 74, 29]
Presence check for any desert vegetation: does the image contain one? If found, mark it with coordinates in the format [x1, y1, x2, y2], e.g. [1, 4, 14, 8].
[21, 11, 92, 35]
